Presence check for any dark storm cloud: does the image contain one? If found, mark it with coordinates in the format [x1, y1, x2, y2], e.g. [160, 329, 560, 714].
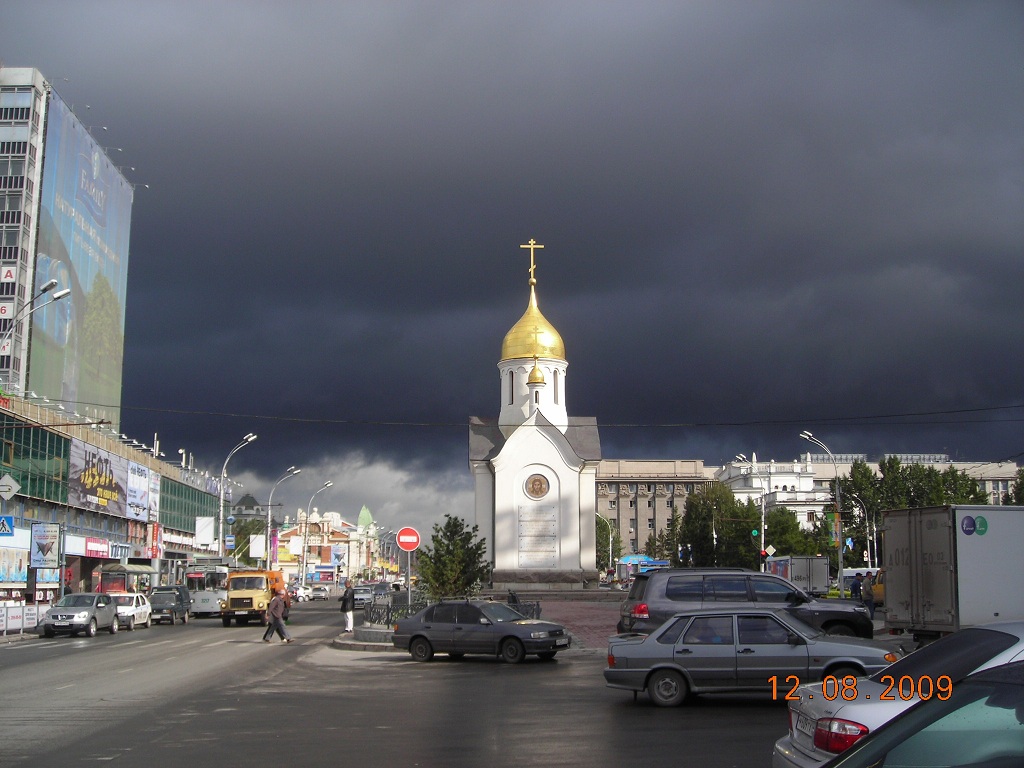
[2, 1, 1021, 529]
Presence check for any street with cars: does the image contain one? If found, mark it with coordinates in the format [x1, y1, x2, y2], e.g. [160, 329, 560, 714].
[5, 569, 1024, 766]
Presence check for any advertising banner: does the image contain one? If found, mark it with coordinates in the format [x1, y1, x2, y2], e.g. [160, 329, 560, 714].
[148, 470, 161, 522]
[68, 439, 127, 516]
[30, 523, 61, 569]
[127, 461, 149, 521]
[28, 91, 133, 428]
[0, 544, 29, 585]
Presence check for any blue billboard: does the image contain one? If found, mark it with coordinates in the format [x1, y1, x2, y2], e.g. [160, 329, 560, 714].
[29, 91, 133, 428]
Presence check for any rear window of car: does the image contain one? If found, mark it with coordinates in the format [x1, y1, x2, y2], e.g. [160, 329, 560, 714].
[705, 576, 749, 601]
[665, 575, 703, 601]
[626, 575, 650, 601]
[869, 627, 1020, 684]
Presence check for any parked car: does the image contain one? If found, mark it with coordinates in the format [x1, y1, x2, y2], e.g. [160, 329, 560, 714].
[310, 585, 330, 601]
[605, 607, 899, 707]
[772, 620, 1024, 767]
[38, 592, 120, 638]
[371, 582, 392, 600]
[289, 584, 312, 602]
[109, 592, 152, 631]
[810, 660, 1024, 768]
[392, 598, 571, 663]
[353, 585, 373, 608]
[150, 585, 191, 624]
[618, 568, 873, 638]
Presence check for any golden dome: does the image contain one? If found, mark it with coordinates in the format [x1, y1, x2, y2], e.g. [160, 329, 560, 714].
[501, 283, 565, 362]
[528, 357, 546, 384]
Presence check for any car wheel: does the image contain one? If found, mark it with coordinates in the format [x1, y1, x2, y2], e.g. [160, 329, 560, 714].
[647, 669, 688, 707]
[110, 617, 119, 634]
[500, 638, 526, 664]
[181, 611, 189, 625]
[86, 619, 97, 638]
[125, 616, 135, 631]
[823, 623, 856, 637]
[222, 616, 232, 627]
[537, 651, 557, 661]
[410, 637, 434, 662]
[144, 614, 151, 628]
[825, 665, 862, 681]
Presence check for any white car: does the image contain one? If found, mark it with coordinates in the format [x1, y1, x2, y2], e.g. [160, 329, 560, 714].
[109, 592, 152, 631]
[291, 585, 312, 602]
[772, 620, 1024, 767]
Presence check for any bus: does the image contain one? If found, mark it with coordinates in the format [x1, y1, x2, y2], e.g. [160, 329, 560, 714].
[185, 561, 232, 617]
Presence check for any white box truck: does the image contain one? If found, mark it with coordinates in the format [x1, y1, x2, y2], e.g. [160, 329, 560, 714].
[881, 505, 1024, 642]
[765, 555, 831, 596]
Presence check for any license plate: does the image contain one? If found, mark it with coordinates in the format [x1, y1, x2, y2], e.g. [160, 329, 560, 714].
[200, 598, 210, 604]
[54, 621, 69, 627]
[555, 638, 569, 646]
[795, 713, 815, 739]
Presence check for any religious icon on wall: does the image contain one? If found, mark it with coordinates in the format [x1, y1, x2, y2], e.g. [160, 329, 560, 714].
[525, 474, 549, 499]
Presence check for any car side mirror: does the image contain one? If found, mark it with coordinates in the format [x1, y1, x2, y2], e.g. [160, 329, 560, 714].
[479, 618, 492, 626]
[787, 633, 804, 646]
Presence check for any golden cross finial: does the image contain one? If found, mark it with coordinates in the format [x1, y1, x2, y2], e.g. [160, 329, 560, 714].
[520, 238, 544, 282]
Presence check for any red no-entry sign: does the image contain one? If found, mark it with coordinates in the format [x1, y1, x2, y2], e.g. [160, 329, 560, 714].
[396, 526, 421, 552]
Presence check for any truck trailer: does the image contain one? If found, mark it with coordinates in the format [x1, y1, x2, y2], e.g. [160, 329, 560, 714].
[764, 555, 830, 596]
[881, 504, 1024, 642]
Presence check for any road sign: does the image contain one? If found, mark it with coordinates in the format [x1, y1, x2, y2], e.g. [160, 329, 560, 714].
[225, 535, 236, 550]
[0, 473, 20, 500]
[0, 515, 13, 536]
[396, 526, 421, 552]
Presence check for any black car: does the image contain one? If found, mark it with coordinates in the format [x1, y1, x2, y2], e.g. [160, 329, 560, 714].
[392, 598, 571, 663]
[618, 568, 873, 638]
[149, 585, 191, 624]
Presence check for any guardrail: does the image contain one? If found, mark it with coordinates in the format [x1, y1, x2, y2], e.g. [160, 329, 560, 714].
[363, 598, 428, 626]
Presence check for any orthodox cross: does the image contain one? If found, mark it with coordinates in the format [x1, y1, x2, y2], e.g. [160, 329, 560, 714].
[520, 238, 544, 281]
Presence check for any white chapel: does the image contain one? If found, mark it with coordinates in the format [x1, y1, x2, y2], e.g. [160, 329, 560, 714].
[469, 241, 602, 590]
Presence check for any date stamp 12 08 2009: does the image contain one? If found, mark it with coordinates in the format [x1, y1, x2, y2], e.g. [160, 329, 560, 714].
[769, 674, 953, 702]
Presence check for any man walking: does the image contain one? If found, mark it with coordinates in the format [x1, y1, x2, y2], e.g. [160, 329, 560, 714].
[863, 572, 876, 620]
[339, 579, 355, 633]
[263, 588, 293, 644]
[850, 572, 863, 601]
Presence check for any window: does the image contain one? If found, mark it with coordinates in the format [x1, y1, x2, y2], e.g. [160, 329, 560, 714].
[682, 616, 734, 645]
[665, 575, 703, 601]
[737, 615, 791, 644]
[432, 604, 457, 623]
[608, 500, 616, 509]
[628, 500, 635, 508]
[647, 499, 653, 508]
[704, 576, 749, 601]
[647, 518, 654, 529]
[750, 577, 798, 603]
[506, 370, 513, 405]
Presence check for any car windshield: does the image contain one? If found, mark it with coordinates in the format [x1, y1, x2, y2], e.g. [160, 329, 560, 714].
[781, 612, 823, 639]
[56, 594, 96, 608]
[868, 627, 1020, 685]
[150, 593, 176, 606]
[480, 603, 528, 623]
[229, 577, 267, 590]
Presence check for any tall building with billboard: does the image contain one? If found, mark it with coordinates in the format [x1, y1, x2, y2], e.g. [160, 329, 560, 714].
[0, 66, 131, 430]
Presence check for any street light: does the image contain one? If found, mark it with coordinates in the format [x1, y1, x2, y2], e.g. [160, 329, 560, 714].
[1, 282, 70, 390]
[736, 453, 769, 571]
[265, 466, 301, 569]
[218, 432, 257, 557]
[301, 481, 333, 587]
[800, 431, 845, 597]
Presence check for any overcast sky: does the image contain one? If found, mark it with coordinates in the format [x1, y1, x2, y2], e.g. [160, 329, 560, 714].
[3, 1, 1021, 534]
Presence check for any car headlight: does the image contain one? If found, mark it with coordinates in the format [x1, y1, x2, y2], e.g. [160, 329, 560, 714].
[74, 611, 89, 621]
[530, 631, 550, 639]
[258, 601, 266, 609]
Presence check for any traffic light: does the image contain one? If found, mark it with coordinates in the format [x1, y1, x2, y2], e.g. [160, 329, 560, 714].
[759, 549, 768, 559]
[751, 529, 759, 538]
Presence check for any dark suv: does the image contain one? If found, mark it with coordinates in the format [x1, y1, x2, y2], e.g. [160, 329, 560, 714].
[149, 585, 192, 624]
[617, 568, 873, 638]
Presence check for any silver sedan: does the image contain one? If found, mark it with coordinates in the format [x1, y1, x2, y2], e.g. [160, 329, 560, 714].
[38, 593, 120, 638]
[604, 607, 900, 707]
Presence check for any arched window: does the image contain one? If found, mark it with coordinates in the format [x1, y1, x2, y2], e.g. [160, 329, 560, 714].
[507, 370, 514, 405]
[553, 369, 560, 404]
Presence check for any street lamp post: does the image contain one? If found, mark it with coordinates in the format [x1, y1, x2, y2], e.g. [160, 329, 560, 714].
[218, 433, 257, 557]
[1, 281, 70, 391]
[736, 453, 769, 571]
[848, 493, 876, 570]
[800, 431, 845, 597]
[300, 481, 333, 587]
[265, 466, 301, 569]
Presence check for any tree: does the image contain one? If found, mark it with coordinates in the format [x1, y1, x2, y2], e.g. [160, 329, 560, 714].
[680, 483, 759, 568]
[596, 515, 622, 571]
[1003, 468, 1024, 505]
[416, 515, 490, 601]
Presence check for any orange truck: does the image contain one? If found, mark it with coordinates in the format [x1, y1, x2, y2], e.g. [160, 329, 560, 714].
[219, 569, 288, 626]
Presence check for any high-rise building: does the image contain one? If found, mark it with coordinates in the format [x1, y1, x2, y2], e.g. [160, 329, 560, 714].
[0, 67, 132, 429]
